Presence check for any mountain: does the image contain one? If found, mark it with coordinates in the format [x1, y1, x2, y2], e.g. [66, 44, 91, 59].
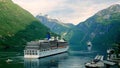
[36, 14, 74, 39]
[68, 4, 120, 50]
[0, 0, 52, 51]
[64, 23, 75, 28]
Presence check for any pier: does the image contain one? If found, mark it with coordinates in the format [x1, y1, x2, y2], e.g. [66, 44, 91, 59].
[102, 60, 116, 68]
[103, 59, 120, 68]
[85, 55, 120, 68]
[85, 55, 104, 68]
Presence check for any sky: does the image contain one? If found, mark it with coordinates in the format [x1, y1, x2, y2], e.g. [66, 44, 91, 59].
[12, 0, 120, 25]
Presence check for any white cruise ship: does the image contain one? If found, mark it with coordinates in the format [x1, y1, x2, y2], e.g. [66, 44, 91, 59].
[24, 37, 69, 58]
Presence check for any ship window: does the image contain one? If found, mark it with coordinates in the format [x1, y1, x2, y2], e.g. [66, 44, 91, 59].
[26, 52, 29, 55]
[34, 50, 36, 55]
[32, 52, 34, 55]
[35, 53, 37, 55]
[28, 50, 30, 53]
[29, 51, 30, 55]
[33, 52, 35, 55]
[29, 50, 30, 55]
[33, 51, 34, 55]
[35, 51, 37, 55]
[25, 51, 27, 54]
[30, 50, 32, 55]
[32, 50, 34, 55]
[33, 50, 35, 55]
[31, 50, 33, 55]
[31, 51, 32, 55]
[27, 52, 28, 55]
[25, 51, 27, 55]
[28, 50, 30, 55]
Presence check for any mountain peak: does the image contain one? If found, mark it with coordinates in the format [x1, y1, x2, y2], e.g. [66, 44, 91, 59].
[107, 4, 120, 11]
[96, 4, 120, 17]
[109, 4, 120, 8]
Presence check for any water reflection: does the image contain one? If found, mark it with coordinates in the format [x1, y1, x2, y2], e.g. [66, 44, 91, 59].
[87, 45, 92, 51]
[24, 51, 95, 68]
[24, 53, 69, 68]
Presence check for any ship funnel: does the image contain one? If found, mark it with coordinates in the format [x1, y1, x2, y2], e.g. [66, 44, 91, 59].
[46, 32, 51, 40]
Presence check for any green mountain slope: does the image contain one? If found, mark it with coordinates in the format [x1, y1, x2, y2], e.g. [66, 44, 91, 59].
[0, 0, 35, 36]
[0, 0, 51, 51]
[67, 4, 120, 50]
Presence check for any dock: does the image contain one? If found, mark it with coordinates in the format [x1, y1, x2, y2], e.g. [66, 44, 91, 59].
[102, 60, 118, 68]
[85, 55, 104, 68]
[102, 60, 116, 65]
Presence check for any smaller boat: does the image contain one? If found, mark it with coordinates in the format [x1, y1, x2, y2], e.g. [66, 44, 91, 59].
[6, 59, 13, 63]
[87, 41, 92, 47]
[87, 41, 92, 51]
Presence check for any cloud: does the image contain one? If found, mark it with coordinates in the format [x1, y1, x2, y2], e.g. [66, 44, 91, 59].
[12, 0, 65, 15]
[12, 0, 120, 25]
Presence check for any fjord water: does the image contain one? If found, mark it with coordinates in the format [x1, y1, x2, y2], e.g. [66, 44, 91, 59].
[0, 44, 108, 68]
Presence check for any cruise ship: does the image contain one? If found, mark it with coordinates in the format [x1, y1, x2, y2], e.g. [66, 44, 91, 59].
[24, 36, 69, 58]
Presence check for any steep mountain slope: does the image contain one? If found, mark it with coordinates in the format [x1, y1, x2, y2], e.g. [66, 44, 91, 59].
[36, 14, 74, 39]
[0, 0, 51, 51]
[68, 4, 120, 50]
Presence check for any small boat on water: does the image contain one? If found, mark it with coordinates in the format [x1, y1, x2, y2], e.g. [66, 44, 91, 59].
[87, 41, 92, 51]
[6, 59, 13, 63]
[87, 41, 92, 47]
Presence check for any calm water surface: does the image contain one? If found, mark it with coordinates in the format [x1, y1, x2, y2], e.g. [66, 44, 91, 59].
[0, 45, 115, 68]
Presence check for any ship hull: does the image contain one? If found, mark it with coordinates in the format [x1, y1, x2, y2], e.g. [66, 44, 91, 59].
[24, 46, 69, 58]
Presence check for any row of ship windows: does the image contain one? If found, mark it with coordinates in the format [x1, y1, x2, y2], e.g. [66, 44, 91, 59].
[39, 47, 61, 52]
[25, 50, 37, 53]
[25, 46, 67, 53]
[39, 46, 67, 51]
[40, 49, 50, 52]
[25, 50, 38, 55]
[25, 52, 38, 55]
